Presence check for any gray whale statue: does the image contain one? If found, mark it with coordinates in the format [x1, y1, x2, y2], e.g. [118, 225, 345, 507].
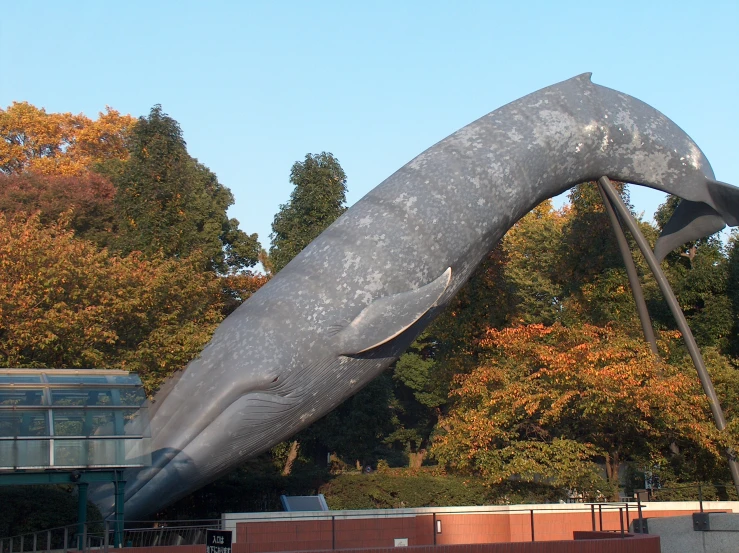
[100, 73, 739, 518]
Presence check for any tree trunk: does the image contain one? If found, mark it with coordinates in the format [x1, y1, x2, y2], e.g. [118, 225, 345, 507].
[604, 451, 621, 501]
[408, 450, 426, 469]
[282, 440, 300, 476]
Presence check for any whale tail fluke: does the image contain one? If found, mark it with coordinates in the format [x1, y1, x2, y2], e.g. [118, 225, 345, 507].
[654, 179, 739, 262]
[654, 199, 726, 262]
[706, 179, 739, 227]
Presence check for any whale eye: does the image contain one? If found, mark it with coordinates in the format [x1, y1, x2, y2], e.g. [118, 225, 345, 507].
[272, 376, 279, 383]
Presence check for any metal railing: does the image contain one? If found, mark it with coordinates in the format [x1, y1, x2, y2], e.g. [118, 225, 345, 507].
[0, 519, 219, 553]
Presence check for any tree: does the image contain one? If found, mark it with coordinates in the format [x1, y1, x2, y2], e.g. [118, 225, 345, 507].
[0, 102, 134, 175]
[269, 152, 347, 273]
[502, 199, 566, 325]
[111, 105, 260, 273]
[727, 232, 739, 356]
[652, 196, 732, 350]
[0, 212, 225, 393]
[300, 372, 398, 468]
[431, 323, 733, 499]
[383, 201, 567, 468]
[0, 171, 117, 247]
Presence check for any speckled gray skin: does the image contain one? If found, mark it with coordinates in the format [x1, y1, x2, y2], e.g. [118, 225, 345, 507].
[98, 73, 739, 518]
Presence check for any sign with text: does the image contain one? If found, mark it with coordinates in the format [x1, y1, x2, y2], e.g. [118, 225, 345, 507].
[206, 530, 232, 553]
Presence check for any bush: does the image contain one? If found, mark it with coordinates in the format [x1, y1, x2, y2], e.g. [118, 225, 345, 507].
[0, 486, 102, 538]
[319, 471, 494, 510]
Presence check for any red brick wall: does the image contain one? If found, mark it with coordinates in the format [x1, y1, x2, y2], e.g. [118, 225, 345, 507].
[253, 535, 661, 553]
[109, 533, 660, 553]
[224, 504, 728, 553]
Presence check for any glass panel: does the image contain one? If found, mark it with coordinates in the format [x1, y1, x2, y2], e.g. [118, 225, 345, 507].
[53, 409, 120, 436]
[0, 411, 49, 437]
[46, 375, 110, 384]
[118, 388, 147, 406]
[0, 389, 45, 406]
[0, 439, 50, 468]
[51, 389, 113, 406]
[124, 437, 152, 466]
[88, 438, 123, 465]
[112, 374, 143, 385]
[52, 410, 84, 436]
[53, 439, 86, 466]
[124, 408, 151, 437]
[0, 375, 42, 384]
[51, 438, 149, 467]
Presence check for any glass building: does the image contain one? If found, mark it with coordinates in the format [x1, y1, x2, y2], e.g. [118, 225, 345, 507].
[0, 369, 151, 470]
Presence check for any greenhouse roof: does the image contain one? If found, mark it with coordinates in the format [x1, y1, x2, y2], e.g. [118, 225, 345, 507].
[0, 369, 150, 471]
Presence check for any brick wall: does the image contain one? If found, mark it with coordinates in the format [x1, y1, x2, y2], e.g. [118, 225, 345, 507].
[220, 501, 737, 553]
[110, 535, 661, 553]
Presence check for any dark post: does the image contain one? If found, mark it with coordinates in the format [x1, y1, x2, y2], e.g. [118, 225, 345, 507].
[598, 504, 603, 531]
[331, 516, 335, 550]
[625, 503, 630, 530]
[77, 482, 89, 550]
[529, 510, 535, 541]
[636, 495, 643, 533]
[113, 472, 125, 548]
[104, 520, 109, 553]
[46, 531, 51, 553]
[32, 533, 37, 553]
[619, 508, 624, 537]
[432, 513, 437, 546]
[699, 483, 704, 513]
[591, 504, 596, 531]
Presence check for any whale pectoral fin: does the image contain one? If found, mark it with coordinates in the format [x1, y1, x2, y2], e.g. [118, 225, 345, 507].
[706, 179, 739, 227]
[336, 267, 452, 355]
[654, 199, 726, 262]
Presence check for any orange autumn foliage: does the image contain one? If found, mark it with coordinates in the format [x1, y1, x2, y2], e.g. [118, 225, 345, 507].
[0, 212, 225, 393]
[432, 323, 735, 496]
[0, 101, 134, 176]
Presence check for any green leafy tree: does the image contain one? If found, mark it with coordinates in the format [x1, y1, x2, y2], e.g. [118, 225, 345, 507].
[302, 372, 398, 467]
[269, 152, 347, 273]
[265, 152, 353, 472]
[651, 196, 732, 349]
[111, 105, 259, 273]
[502, 199, 566, 325]
[727, 232, 739, 356]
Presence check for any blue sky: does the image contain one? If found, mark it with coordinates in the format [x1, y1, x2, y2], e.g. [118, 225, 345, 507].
[2, 1, 737, 253]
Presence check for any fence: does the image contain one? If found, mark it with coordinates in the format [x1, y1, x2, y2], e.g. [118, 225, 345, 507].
[629, 482, 738, 506]
[2, 484, 737, 553]
[0, 520, 220, 553]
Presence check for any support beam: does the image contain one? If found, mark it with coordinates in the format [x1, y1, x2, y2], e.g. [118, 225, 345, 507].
[596, 181, 658, 354]
[0, 471, 121, 486]
[598, 176, 739, 495]
[77, 482, 88, 550]
[114, 473, 125, 548]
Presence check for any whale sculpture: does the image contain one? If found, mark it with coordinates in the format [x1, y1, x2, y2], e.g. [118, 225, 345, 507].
[96, 73, 739, 518]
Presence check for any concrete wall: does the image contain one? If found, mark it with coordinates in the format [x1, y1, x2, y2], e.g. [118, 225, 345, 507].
[642, 512, 739, 553]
